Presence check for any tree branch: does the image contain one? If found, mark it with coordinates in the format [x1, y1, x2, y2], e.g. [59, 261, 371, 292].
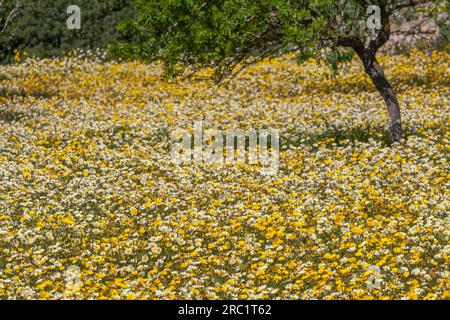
[391, 0, 433, 12]
[0, 0, 24, 33]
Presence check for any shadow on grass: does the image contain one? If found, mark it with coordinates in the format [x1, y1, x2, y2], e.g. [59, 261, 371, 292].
[0, 106, 48, 123]
[282, 122, 449, 151]
[281, 124, 391, 150]
[0, 109, 27, 122]
[0, 87, 56, 122]
[0, 87, 55, 99]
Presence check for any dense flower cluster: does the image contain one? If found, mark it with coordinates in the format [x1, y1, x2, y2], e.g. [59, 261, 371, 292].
[0, 49, 448, 299]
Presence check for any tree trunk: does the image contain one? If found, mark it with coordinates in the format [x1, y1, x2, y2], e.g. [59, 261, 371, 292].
[353, 46, 402, 142]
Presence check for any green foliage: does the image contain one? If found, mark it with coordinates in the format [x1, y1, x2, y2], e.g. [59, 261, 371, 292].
[111, 0, 447, 80]
[111, 0, 376, 79]
[0, 0, 135, 63]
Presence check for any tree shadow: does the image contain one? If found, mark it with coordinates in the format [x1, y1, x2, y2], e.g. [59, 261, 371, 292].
[282, 122, 447, 151]
[0, 109, 27, 122]
[281, 124, 392, 150]
[0, 87, 55, 99]
[0, 105, 47, 123]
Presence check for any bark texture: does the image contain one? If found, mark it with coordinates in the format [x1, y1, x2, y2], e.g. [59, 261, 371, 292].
[353, 44, 402, 142]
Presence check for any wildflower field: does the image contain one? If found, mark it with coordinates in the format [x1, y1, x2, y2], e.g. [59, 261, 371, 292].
[0, 49, 448, 299]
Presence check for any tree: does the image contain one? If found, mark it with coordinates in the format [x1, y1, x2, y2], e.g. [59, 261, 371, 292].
[112, 0, 446, 142]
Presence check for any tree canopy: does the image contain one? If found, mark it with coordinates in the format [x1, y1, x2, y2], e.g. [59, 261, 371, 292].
[112, 1, 440, 77]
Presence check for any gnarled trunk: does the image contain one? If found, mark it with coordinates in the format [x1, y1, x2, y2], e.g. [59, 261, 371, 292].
[353, 46, 402, 142]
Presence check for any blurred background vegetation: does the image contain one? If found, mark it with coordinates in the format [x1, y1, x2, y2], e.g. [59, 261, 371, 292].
[0, 0, 135, 63]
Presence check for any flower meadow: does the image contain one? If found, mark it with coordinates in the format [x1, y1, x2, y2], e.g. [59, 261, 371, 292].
[0, 49, 448, 299]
